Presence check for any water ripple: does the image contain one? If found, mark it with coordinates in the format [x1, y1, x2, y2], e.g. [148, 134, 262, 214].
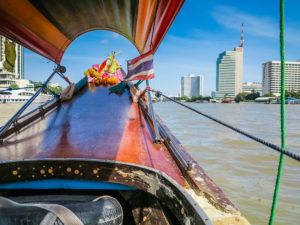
[154, 102, 300, 225]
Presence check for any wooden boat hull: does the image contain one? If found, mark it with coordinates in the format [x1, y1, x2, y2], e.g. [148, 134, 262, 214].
[0, 83, 249, 224]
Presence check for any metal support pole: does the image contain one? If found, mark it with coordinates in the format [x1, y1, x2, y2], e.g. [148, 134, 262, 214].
[269, 0, 285, 224]
[0, 65, 63, 138]
[57, 70, 71, 85]
[146, 80, 161, 143]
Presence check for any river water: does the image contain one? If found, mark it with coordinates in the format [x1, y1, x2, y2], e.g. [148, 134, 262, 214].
[154, 102, 300, 225]
[1, 102, 299, 224]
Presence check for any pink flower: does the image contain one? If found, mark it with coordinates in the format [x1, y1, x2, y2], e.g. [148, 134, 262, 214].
[88, 76, 95, 83]
[92, 64, 100, 72]
[101, 73, 110, 78]
[113, 69, 124, 81]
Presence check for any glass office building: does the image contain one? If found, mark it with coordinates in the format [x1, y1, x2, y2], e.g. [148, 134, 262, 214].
[215, 47, 243, 99]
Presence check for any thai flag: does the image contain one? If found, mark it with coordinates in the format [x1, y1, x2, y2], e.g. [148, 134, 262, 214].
[124, 51, 154, 81]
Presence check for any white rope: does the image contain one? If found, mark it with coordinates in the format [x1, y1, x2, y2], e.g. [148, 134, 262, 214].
[23, 203, 84, 225]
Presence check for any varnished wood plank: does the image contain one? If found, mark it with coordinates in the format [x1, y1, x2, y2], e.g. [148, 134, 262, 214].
[0, 86, 187, 187]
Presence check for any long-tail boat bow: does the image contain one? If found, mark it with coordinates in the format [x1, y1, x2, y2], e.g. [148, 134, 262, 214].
[0, 1, 250, 224]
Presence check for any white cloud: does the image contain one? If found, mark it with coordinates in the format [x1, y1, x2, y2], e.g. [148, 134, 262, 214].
[100, 39, 108, 44]
[61, 55, 100, 61]
[285, 27, 300, 44]
[166, 34, 213, 46]
[212, 6, 278, 39]
[112, 33, 120, 38]
[157, 61, 212, 71]
[212, 5, 300, 47]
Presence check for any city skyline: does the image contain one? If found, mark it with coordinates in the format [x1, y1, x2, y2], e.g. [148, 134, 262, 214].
[20, 0, 300, 95]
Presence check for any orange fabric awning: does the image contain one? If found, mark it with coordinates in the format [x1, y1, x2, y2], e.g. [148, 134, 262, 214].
[0, 0, 185, 63]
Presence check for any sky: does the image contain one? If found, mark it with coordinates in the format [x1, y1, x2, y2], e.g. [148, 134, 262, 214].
[24, 0, 300, 96]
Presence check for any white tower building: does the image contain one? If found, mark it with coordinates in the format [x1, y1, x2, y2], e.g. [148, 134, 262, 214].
[181, 74, 203, 97]
[215, 24, 244, 99]
[262, 61, 300, 95]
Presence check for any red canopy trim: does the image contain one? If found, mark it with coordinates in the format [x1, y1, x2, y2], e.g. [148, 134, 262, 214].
[0, 0, 185, 64]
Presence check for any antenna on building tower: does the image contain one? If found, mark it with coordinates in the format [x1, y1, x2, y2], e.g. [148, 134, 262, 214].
[239, 23, 244, 47]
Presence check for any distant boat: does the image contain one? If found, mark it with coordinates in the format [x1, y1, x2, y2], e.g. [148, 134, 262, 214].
[0, 88, 52, 103]
[285, 97, 298, 104]
[221, 98, 232, 103]
[255, 96, 277, 103]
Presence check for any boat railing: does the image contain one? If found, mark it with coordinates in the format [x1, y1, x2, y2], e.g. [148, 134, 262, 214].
[0, 98, 60, 141]
[0, 72, 88, 142]
[0, 65, 67, 141]
[17, 97, 58, 121]
[140, 100, 193, 171]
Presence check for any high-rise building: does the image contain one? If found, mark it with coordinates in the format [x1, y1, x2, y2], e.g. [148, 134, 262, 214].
[215, 24, 244, 99]
[181, 74, 203, 97]
[262, 61, 300, 95]
[0, 35, 25, 88]
[0, 35, 24, 79]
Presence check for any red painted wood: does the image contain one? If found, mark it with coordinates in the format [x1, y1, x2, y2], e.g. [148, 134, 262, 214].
[143, 0, 185, 54]
[0, 0, 185, 63]
[0, 9, 61, 62]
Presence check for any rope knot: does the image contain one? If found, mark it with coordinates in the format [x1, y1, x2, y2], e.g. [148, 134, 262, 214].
[145, 86, 156, 93]
[155, 91, 162, 98]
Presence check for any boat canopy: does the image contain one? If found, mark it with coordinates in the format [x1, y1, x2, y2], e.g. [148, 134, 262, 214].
[0, 0, 185, 64]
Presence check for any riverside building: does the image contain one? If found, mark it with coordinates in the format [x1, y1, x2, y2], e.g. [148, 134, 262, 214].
[215, 24, 244, 99]
[0, 35, 25, 88]
[180, 74, 203, 97]
[242, 82, 262, 95]
[262, 61, 300, 95]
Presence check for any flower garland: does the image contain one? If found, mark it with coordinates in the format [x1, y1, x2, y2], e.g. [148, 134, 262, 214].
[83, 51, 123, 87]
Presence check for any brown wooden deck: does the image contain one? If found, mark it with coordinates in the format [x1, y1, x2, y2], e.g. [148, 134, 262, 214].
[0, 84, 246, 219]
[0, 85, 187, 187]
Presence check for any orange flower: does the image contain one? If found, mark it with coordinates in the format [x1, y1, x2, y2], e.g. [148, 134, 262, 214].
[108, 77, 113, 85]
[94, 78, 100, 86]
